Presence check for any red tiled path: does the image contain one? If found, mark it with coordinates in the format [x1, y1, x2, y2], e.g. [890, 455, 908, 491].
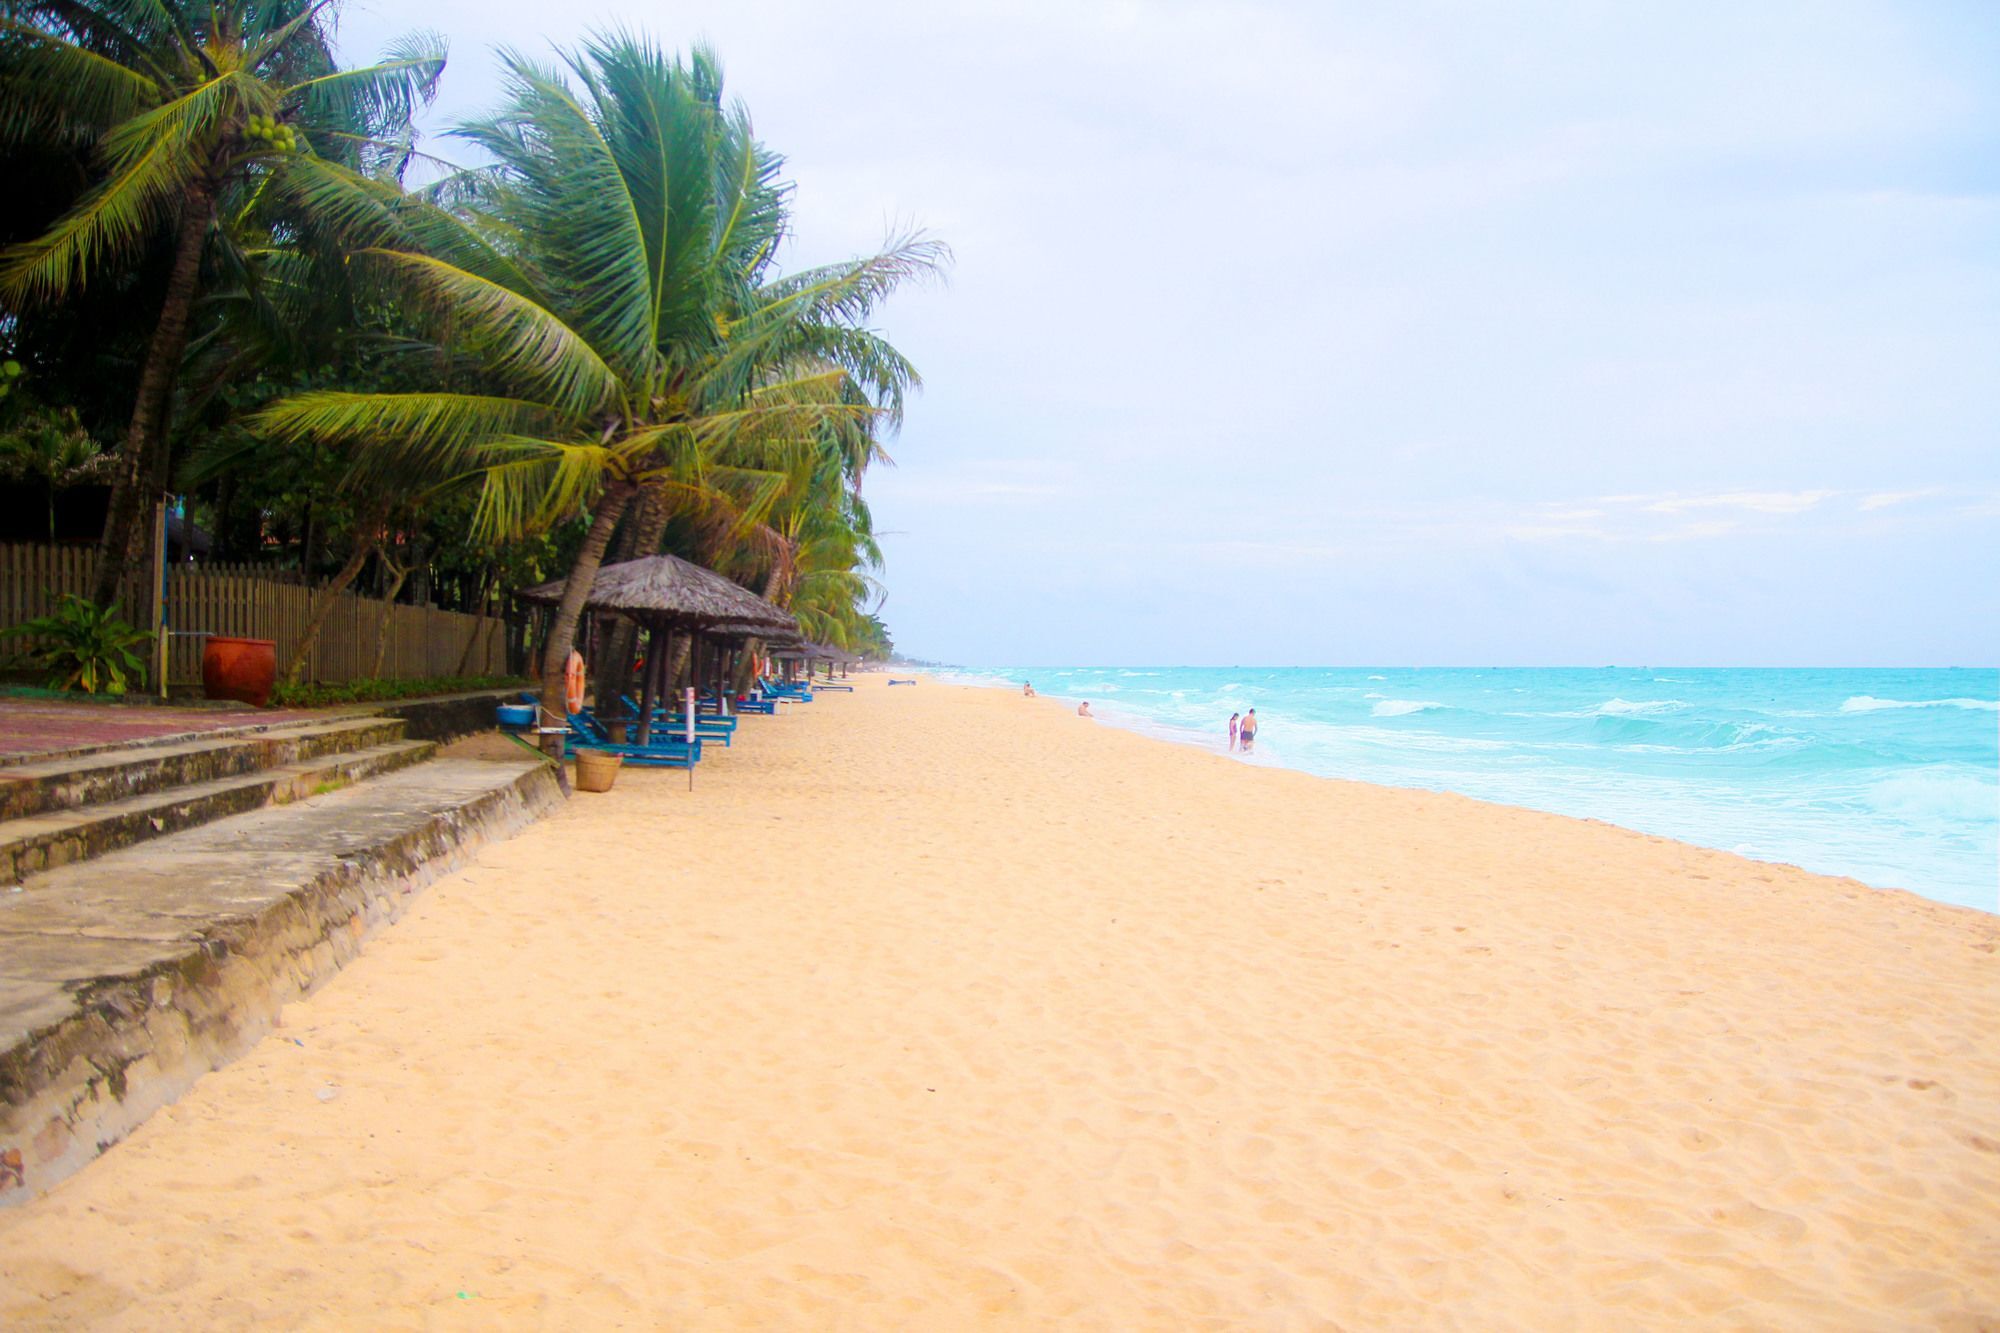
[0, 699, 317, 764]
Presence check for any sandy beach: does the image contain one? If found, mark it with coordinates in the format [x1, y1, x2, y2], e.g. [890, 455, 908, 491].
[2, 675, 1995, 1329]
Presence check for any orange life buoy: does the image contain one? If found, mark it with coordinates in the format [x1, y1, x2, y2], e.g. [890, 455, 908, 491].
[563, 649, 587, 716]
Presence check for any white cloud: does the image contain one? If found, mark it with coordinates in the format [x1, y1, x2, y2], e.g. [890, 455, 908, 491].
[1858, 488, 1941, 511]
[1647, 520, 1741, 543]
[1504, 523, 1611, 543]
[1642, 490, 1839, 516]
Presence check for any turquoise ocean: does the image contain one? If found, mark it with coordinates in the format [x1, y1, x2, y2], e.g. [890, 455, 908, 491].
[937, 667, 1999, 913]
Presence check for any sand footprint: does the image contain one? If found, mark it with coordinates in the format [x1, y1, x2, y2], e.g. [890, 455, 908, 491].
[1705, 1198, 1809, 1245]
[1176, 1067, 1219, 1096]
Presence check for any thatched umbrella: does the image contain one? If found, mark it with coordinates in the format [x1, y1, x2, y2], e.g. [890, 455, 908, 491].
[692, 620, 800, 701]
[517, 555, 796, 745]
[766, 640, 853, 684]
[768, 640, 819, 682]
[517, 554, 796, 630]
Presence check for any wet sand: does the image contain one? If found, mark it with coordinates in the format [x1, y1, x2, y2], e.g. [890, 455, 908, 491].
[2, 675, 1996, 1328]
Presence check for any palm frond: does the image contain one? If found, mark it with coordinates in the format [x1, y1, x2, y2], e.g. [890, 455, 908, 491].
[264, 153, 542, 295]
[454, 47, 660, 379]
[9, 0, 178, 76]
[689, 395, 876, 467]
[0, 17, 163, 144]
[287, 31, 446, 142]
[570, 31, 727, 354]
[0, 71, 245, 300]
[754, 232, 950, 327]
[361, 249, 623, 417]
[710, 99, 788, 278]
[755, 324, 922, 427]
[700, 234, 944, 410]
[254, 390, 572, 488]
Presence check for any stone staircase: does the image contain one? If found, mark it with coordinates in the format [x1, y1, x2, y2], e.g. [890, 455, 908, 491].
[0, 708, 562, 1205]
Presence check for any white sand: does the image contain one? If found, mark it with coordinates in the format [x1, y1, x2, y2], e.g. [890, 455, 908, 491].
[2, 675, 1996, 1328]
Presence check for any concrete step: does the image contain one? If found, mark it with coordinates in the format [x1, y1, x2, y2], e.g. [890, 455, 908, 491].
[0, 739, 438, 883]
[0, 717, 410, 823]
[0, 755, 563, 1204]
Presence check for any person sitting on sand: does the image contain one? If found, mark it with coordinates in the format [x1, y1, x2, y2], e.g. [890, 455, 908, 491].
[1228, 711, 1240, 750]
[1239, 708, 1258, 753]
[1078, 701, 1092, 717]
[1023, 682, 1036, 697]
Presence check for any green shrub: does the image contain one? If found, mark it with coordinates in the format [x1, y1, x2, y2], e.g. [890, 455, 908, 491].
[1, 595, 152, 695]
[268, 675, 531, 709]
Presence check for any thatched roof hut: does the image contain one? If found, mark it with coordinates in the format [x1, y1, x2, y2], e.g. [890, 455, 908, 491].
[703, 620, 800, 644]
[516, 554, 797, 633]
[771, 641, 858, 664]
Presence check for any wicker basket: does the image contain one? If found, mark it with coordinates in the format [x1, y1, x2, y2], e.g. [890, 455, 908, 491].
[573, 749, 622, 793]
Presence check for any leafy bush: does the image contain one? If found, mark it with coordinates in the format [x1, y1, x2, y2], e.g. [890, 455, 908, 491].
[0, 595, 152, 694]
[268, 675, 531, 709]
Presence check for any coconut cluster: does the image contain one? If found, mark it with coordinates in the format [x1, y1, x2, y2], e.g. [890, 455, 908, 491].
[244, 113, 299, 153]
[0, 360, 21, 401]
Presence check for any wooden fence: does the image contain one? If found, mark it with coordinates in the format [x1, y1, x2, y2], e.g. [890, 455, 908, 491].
[0, 543, 510, 688]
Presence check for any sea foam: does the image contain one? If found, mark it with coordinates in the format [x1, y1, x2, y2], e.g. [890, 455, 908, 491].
[1840, 695, 2000, 713]
[1371, 699, 1447, 717]
[1595, 698, 1687, 716]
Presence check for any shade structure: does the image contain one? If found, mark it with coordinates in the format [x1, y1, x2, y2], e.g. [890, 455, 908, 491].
[771, 641, 857, 665]
[702, 620, 798, 644]
[516, 554, 797, 634]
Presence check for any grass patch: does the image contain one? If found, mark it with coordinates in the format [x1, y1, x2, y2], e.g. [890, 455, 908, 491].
[270, 675, 531, 709]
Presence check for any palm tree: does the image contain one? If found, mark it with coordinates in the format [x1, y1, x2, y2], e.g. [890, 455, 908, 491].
[712, 429, 884, 632]
[0, 0, 445, 606]
[0, 402, 105, 539]
[257, 33, 940, 747]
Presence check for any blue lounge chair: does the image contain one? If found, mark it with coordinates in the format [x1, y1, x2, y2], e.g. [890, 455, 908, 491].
[700, 689, 779, 715]
[567, 714, 701, 766]
[617, 695, 735, 746]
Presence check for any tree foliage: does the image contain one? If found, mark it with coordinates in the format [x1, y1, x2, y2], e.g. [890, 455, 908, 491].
[0, 20, 936, 689]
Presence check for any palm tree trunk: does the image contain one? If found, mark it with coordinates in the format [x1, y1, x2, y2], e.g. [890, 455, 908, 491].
[737, 560, 794, 694]
[453, 569, 496, 676]
[454, 615, 489, 677]
[91, 186, 214, 609]
[597, 484, 669, 705]
[282, 495, 389, 685]
[760, 554, 794, 607]
[369, 548, 410, 678]
[665, 634, 692, 693]
[539, 481, 635, 755]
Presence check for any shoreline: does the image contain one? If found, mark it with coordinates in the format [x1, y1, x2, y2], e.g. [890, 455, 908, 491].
[3, 674, 1996, 1326]
[930, 667, 1998, 913]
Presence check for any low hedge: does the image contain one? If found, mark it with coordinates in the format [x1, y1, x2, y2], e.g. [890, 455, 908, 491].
[269, 675, 533, 709]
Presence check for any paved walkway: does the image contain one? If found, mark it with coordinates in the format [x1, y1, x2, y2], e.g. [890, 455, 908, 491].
[0, 698, 315, 764]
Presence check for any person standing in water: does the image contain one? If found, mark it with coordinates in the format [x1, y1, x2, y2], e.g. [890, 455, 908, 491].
[1228, 712, 1240, 751]
[1239, 708, 1259, 753]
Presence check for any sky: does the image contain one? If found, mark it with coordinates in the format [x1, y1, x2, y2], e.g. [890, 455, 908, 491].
[337, 1, 2000, 667]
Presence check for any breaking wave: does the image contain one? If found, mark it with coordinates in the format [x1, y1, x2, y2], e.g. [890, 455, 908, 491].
[1840, 695, 1999, 713]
